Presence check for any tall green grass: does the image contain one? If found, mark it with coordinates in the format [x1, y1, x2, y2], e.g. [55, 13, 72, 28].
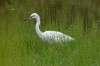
[0, 0, 100, 66]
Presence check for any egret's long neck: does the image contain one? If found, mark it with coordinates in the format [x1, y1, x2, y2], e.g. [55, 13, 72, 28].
[35, 15, 42, 38]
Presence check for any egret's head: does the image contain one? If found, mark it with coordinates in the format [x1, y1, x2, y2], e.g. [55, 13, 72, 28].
[24, 13, 38, 21]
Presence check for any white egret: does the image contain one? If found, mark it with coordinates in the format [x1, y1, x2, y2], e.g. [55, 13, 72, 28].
[24, 13, 74, 43]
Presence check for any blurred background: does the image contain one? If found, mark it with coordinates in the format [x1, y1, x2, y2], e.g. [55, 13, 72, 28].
[0, 0, 100, 66]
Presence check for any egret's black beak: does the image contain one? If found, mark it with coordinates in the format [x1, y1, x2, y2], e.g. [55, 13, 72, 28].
[24, 16, 33, 21]
[24, 17, 29, 21]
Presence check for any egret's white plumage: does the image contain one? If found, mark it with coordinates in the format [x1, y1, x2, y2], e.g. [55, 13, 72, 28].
[24, 13, 74, 43]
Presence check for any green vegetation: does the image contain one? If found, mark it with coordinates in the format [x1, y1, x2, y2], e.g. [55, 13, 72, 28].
[0, 0, 100, 66]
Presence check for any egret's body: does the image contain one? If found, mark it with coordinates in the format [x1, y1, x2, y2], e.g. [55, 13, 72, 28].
[24, 13, 74, 43]
[41, 31, 74, 43]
